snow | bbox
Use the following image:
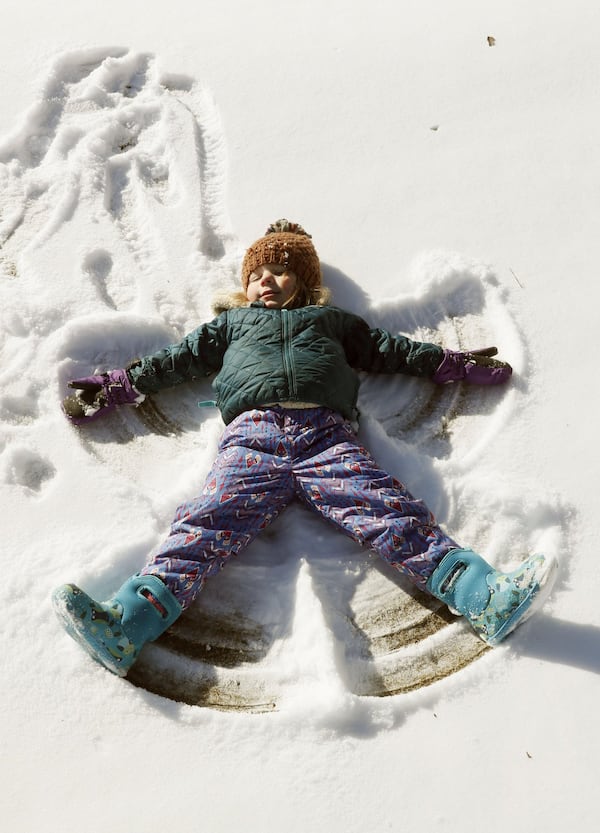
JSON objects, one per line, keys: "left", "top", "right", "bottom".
{"left": 0, "top": 2, "right": 598, "bottom": 831}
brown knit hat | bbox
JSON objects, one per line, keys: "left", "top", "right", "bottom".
{"left": 241, "top": 219, "right": 321, "bottom": 290}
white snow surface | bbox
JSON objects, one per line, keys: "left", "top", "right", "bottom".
{"left": 1, "top": 2, "right": 598, "bottom": 831}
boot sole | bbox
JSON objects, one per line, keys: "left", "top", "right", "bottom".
{"left": 52, "top": 586, "right": 130, "bottom": 677}
{"left": 485, "top": 555, "right": 559, "bottom": 647}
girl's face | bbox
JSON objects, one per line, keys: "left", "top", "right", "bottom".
{"left": 245, "top": 263, "right": 298, "bottom": 308}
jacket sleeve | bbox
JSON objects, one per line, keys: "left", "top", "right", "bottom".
{"left": 127, "top": 314, "right": 229, "bottom": 394}
{"left": 341, "top": 313, "right": 444, "bottom": 378}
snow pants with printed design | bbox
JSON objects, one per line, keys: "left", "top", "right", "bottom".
{"left": 141, "top": 407, "right": 459, "bottom": 609}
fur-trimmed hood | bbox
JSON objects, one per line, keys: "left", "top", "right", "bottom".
{"left": 211, "top": 286, "right": 332, "bottom": 316}
{"left": 211, "top": 290, "right": 251, "bottom": 315}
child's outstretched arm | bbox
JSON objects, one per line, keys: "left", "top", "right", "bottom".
{"left": 342, "top": 315, "right": 512, "bottom": 386}
{"left": 62, "top": 315, "right": 229, "bottom": 425}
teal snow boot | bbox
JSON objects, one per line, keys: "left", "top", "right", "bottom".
{"left": 427, "top": 549, "right": 558, "bottom": 646}
{"left": 52, "top": 574, "right": 182, "bottom": 676}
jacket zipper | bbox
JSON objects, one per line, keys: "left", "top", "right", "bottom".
{"left": 281, "top": 309, "right": 297, "bottom": 398}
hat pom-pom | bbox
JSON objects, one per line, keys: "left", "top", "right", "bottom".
{"left": 265, "top": 219, "right": 312, "bottom": 238}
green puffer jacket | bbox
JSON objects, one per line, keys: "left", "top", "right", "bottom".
{"left": 128, "top": 303, "right": 444, "bottom": 425}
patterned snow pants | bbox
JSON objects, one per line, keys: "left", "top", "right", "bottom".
{"left": 141, "top": 407, "right": 459, "bottom": 609}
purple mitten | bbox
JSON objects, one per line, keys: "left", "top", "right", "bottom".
{"left": 62, "top": 368, "right": 145, "bottom": 424}
{"left": 433, "top": 347, "right": 512, "bottom": 385}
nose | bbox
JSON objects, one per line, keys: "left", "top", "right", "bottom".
{"left": 260, "top": 269, "right": 275, "bottom": 283}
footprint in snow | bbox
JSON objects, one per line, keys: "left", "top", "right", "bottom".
{"left": 0, "top": 46, "right": 231, "bottom": 328}
{"left": 1, "top": 445, "right": 56, "bottom": 493}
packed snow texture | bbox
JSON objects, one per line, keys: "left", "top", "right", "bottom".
{"left": 0, "top": 4, "right": 596, "bottom": 831}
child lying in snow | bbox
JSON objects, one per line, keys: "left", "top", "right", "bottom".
{"left": 53, "top": 220, "right": 557, "bottom": 677}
